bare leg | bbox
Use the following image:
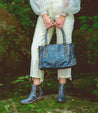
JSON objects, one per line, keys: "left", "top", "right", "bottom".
{"left": 33, "top": 78, "right": 41, "bottom": 85}
{"left": 59, "top": 78, "right": 67, "bottom": 84}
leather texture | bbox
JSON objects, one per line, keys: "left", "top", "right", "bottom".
{"left": 56, "top": 84, "right": 66, "bottom": 103}
{"left": 20, "top": 85, "right": 44, "bottom": 104}
{"left": 39, "top": 28, "right": 77, "bottom": 70}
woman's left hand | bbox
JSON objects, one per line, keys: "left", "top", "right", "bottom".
{"left": 54, "top": 15, "right": 66, "bottom": 29}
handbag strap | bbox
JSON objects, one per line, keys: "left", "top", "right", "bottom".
{"left": 45, "top": 28, "right": 66, "bottom": 46}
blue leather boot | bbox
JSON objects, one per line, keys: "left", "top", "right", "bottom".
{"left": 20, "top": 84, "right": 44, "bottom": 104}
{"left": 56, "top": 84, "right": 66, "bottom": 103}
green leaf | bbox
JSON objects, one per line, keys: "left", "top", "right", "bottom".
{"left": 93, "top": 37, "right": 98, "bottom": 42}
{"left": 0, "top": 46, "right": 5, "bottom": 52}
{"left": 92, "top": 15, "right": 98, "bottom": 19}
{"left": 18, "top": 76, "right": 25, "bottom": 80}
{"left": 93, "top": 22, "right": 98, "bottom": 29}
{"left": 41, "top": 82, "right": 45, "bottom": 85}
{"left": 88, "top": 54, "right": 92, "bottom": 57}
{"left": 88, "top": 16, "right": 93, "bottom": 20}
{"left": 12, "top": 79, "right": 24, "bottom": 84}
{"left": 80, "top": 24, "right": 88, "bottom": 30}
{"left": 24, "top": 75, "right": 29, "bottom": 79}
{"left": 9, "top": 25, "right": 13, "bottom": 29}
{"left": 47, "top": 83, "right": 51, "bottom": 86}
{"left": 0, "top": 84, "right": 3, "bottom": 86}
{"left": 25, "top": 84, "right": 30, "bottom": 88}
{"left": 81, "top": 19, "right": 87, "bottom": 23}
{"left": 88, "top": 60, "right": 91, "bottom": 64}
{"left": 88, "top": 28, "right": 93, "bottom": 33}
{"left": 11, "top": 29, "right": 15, "bottom": 32}
{"left": 92, "top": 90, "right": 98, "bottom": 95}
{"left": 78, "top": 16, "right": 87, "bottom": 20}
{"left": 10, "top": 50, "right": 16, "bottom": 55}
{"left": 95, "top": 50, "right": 98, "bottom": 56}
{"left": 16, "top": 59, "right": 21, "bottom": 62}
{"left": 0, "top": 3, "right": 4, "bottom": 8}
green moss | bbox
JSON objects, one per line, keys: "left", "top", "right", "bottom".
{"left": 0, "top": 94, "right": 97, "bottom": 113}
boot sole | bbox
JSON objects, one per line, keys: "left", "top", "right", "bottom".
{"left": 20, "top": 96, "right": 45, "bottom": 105}
{"left": 56, "top": 100, "right": 66, "bottom": 103}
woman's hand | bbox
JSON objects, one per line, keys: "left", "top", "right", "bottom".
{"left": 54, "top": 15, "right": 66, "bottom": 29}
{"left": 42, "top": 14, "right": 54, "bottom": 29}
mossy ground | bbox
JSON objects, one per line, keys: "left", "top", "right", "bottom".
{"left": 0, "top": 94, "right": 98, "bottom": 113}
{"left": 0, "top": 74, "right": 98, "bottom": 113}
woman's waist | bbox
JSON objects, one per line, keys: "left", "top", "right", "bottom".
{"left": 46, "top": 0, "right": 64, "bottom": 6}
{"left": 45, "top": 0, "right": 74, "bottom": 18}
{"left": 46, "top": 0, "right": 64, "bottom": 3}
{"left": 46, "top": 0, "right": 64, "bottom": 15}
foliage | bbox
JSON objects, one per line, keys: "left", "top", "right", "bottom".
{"left": 78, "top": 15, "right": 98, "bottom": 65}
{"left": 0, "top": 84, "right": 3, "bottom": 86}
{"left": 0, "top": 21, "right": 29, "bottom": 67}
{"left": 92, "top": 90, "right": 98, "bottom": 96}
{"left": 12, "top": 75, "right": 29, "bottom": 84}
{"left": 0, "top": 0, "right": 37, "bottom": 37}
{"left": 0, "top": 25, "right": 20, "bottom": 52}
{"left": 0, "top": 8, "right": 31, "bottom": 76}
{"left": 72, "top": 77, "right": 97, "bottom": 91}
{"left": 0, "top": 0, "right": 35, "bottom": 75}
{"left": 78, "top": 15, "right": 98, "bottom": 32}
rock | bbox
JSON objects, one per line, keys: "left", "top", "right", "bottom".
{"left": 0, "top": 8, "right": 30, "bottom": 76}
{"left": 0, "top": 8, "right": 21, "bottom": 34}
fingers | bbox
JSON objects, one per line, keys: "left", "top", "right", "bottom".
{"left": 46, "top": 23, "right": 53, "bottom": 29}
{"left": 54, "top": 15, "right": 66, "bottom": 29}
{"left": 54, "top": 22, "right": 62, "bottom": 29}
{"left": 47, "top": 20, "right": 55, "bottom": 29}
{"left": 51, "top": 20, "right": 55, "bottom": 25}
{"left": 42, "top": 15, "right": 54, "bottom": 29}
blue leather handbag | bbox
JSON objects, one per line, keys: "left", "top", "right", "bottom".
{"left": 39, "top": 28, "right": 77, "bottom": 70}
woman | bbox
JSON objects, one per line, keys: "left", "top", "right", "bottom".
{"left": 20, "top": 0, "right": 81, "bottom": 104}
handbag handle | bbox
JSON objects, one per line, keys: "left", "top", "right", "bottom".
{"left": 45, "top": 28, "right": 66, "bottom": 46}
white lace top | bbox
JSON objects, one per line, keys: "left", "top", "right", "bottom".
{"left": 30, "top": 0, "right": 81, "bottom": 16}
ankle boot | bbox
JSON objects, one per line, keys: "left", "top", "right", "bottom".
{"left": 20, "top": 84, "right": 44, "bottom": 104}
{"left": 56, "top": 84, "right": 66, "bottom": 103}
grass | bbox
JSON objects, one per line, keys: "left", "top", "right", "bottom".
{"left": 0, "top": 94, "right": 97, "bottom": 113}
{"left": 0, "top": 72, "right": 98, "bottom": 113}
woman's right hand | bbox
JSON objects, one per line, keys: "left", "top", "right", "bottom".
{"left": 42, "top": 14, "right": 54, "bottom": 29}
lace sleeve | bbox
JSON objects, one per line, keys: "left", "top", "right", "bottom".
{"left": 61, "top": 0, "right": 81, "bottom": 16}
{"left": 30, "top": 0, "right": 47, "bottom": 15}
